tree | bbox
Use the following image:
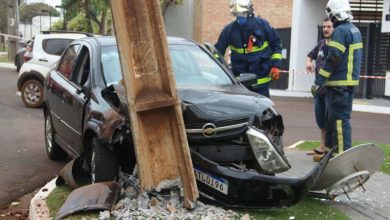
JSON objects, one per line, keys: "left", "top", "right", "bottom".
{"left": 19, "top": 3, "right": 60, "bottom": 24}
{"left": 160, "top": 0, "right": 183, "bottom": 16}
{"left": 62, "top": 0, "right": 109, "bottom": 35}
{"left": 67, "top": 12, "right": 91, "bottom": 32}
{"left": 0, "top": 0, "right": 8, "bottom": 34}
{"left": 59, "top": 0, "right": 182, "bottom": 35}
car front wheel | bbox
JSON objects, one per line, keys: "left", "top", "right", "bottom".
{"left": 21, "top": 79, "right": 44, "bottom": 108}
{"left": 90, "top": 137, "right": 119, "bottom": 183}
{"left": 45, "top": 112, "right": 67, "bottom": 160}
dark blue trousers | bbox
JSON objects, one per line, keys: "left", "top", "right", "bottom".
{"left": 253, "top": 83, "right": 270, "bottom": 98}
{"left": 324, "top": 87, "right": 354, "bottom": 153}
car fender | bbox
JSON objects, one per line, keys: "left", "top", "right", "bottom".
{"left": 16, "top": 70, "right": 46, "bottom": 91}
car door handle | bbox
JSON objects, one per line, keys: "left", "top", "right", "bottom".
{"left": 39, "top": 58, "right": 48, "bottom": 62}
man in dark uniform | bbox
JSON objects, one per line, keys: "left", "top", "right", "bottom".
{"left": 215, "top": 0, "right": 282, "bottom": 98}
{"left": 315, "top": 0, "right": 363, "bottom": 158}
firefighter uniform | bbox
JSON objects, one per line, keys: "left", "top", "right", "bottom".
{"left": 316, "top": 22, "right": 363, "bottom": 153}
{"left": 215, "top": 17, "right": 282, "bottom": 98}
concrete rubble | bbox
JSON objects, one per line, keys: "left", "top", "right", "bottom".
{"left": 97, "top": 169, "right": 242, "bottom": 220}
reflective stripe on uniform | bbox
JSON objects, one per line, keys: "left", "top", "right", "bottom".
{"left": 230, "top": 41, "right": 269, "bottom": 54}
{"left": 337, "top": 120, "right": 344, "bottom": 153}
{"left": 329, "top": 40, "right": 346, "bottom": 53}
{"left": 257, "top": 76, "right": 272, "bottom": 85}
{"left": 271, "top": 53, "right": 282, "bottom": 60}
{"left": 325, "top": 80, "right": 359, "bottom": 86}
{"left": 347, "top": 43, "right": 363, "bottom": 82}
{"left": 319, "top": 68, "right": 331, "bottom": 78}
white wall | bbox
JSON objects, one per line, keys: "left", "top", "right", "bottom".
{"left": 382, "top": 0, "right": 390, "bottom": 32}
{"left": 289, "top": 0, "right": 327, "bottom": 91}
{"left": 19, "top": 16, "right": 60, "bottom": 40}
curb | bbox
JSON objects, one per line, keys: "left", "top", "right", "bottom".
{"left": 29, "top": 178, "right": 57, "bottom": 220}
{"left": 285, "top": 140, "right": 305, "bottom": 149}
{"left": 0, "top": 62, "right": 15, "bottom": 69}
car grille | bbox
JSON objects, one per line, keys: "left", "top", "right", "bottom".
{"left": 185, "top": 117, "right": 249, "bottom": 140}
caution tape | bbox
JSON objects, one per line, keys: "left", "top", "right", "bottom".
{"left": 279, "top": 69, "right": 390, "bottom": 80}
{"left": 0, "top": 33, "right": 26, "bottom": 40}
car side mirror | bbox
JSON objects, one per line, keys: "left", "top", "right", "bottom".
{"left": 204, "top": 42, "right": 230, "bottom": 69}
{"left": 239, "top": 73, "right": 257, "bottom": 89}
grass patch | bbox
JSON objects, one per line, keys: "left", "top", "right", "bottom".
{"left": 0, "top": 45, "right": 8, "bottom": 52}
{"left": 242, "top": 198, "right": 349, "bottom": 220}
{"left": 296, "top": 141, "right": 390, "bottom": 174}
{"left": 0, "top": 56, "right": 12, "bottom": 63}
{"left": 46, "top": 186, "right": 99, "bottom": 219}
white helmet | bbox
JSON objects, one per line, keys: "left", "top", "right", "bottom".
{"left": 326, "top": 0, "right": 353, "bottom": 21}
{"left": 230, "top": 0, "right": 253, "bottom": 16}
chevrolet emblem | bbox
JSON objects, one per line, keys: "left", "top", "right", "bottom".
{"left": 202, "top": 123, "right": 217, "bottom": 137}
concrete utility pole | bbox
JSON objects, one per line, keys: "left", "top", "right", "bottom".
{"left": 110, "top": 0, "right": 198, "bottom": 209}
{"left": 7, "top": 0, "right": 18, "bottom": 62}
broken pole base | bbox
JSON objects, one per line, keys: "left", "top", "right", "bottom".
{"left": 109, "top": 0, "right": 198, "bottom": 208}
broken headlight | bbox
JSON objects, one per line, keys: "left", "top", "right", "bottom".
{"left": 246, "top": 126, "right": 290, "bottom": 173}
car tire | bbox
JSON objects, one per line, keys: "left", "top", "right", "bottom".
{"left": 21, "top": 79, "right": 44, "bottom": 108}
{"left": 90, "top": 137, "right": 119, "bottom": 183}
{"left": 45, "top": 112, "right": 67, "bottom": 160}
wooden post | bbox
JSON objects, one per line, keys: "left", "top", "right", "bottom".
{"left": 109, "top": 0, "right": 198, "bottom": 208}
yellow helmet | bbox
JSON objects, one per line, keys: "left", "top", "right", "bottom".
{"left": 230, "top": 0, "right": 253, "bottom": 16}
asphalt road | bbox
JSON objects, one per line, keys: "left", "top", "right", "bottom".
{"left": 0, "top": 65, "right": 389, "bottom": 207}
{"left": 273, "top": 96, "right": 390, "bottom": 146}
{"left": 0, "top": 67, "right": 66, "bottom": 207}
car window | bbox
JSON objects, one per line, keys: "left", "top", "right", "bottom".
{"left": 169, "top": 45, "right": 233, "bottom": 85}
{"left": 100, "top": 44, "right": 233, "bottom": 87}
{"left": 73, "top": 46, "right": 90, "bottom": 86}
{"left": 101, "top": 46, "right": 122, "bottom": 85}
{"left": 42, "top": 39, "right": 74, "bottom": 56}
{"left": 58, "top": 45, "right": 80, "bottom": 80}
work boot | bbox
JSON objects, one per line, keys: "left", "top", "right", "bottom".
{"left": 313, "top": 153, "right": 324, "bottom": 162}
{"left": 313, "top": 151, "right": 338, "bottom": 162}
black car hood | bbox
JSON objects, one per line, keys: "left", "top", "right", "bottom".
{"left": 178, "top": 84, "right": 273, "bottom": 123}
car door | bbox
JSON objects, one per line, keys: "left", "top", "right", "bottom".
{"left": 47, "top": 44, "right": 81, "bottom": 154}
{"left": 58, "top": 45, "right": 92, "bottom": 153}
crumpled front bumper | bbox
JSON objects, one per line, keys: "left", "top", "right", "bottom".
{"left": 191, "top": 149, "right": 333, "bottom": 208}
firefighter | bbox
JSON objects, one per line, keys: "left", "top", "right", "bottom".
{"left": 215, "top": 0, "right": 282, "bottom": 98}
{"left": 314, "top": 0, "right": 363, "bottom": 158}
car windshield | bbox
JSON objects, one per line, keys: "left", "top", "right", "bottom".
{"left": 100, "top": 44, "right": 233, "bottom": 86}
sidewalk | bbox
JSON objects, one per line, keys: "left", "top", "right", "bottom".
{"left": 281, "top": 149, "right": 390, "bottom": 220}
{"left": 271, "top": 89, "right": 390, "bottom": 115}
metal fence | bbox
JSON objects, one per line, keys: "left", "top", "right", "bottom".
{"left": 356, "top": 23, "right": 390, "bottom": 98}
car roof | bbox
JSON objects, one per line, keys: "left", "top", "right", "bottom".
{"left": 80, "top": 36, "right": 197, "bottom": 47}
{"left": 34, "top": 33, "right": 89, "bottom": 40}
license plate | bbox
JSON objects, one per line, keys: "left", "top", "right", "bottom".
{"left": 194, "top": 167, "right": 228, "bottom": 195}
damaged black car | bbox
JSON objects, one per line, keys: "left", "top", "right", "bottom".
{"left": 43, "top": 36, "right": 330, "bottom": 208}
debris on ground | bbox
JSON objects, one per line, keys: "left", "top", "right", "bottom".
{"left": 97, "top": 171, "right": 241, "bottom": 220}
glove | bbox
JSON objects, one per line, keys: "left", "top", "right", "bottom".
{"left": 269, "top": 67, "right": 280, "bottom": 81}
{"left": 311, "top": 85, "right": 327, "bottom": 97}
